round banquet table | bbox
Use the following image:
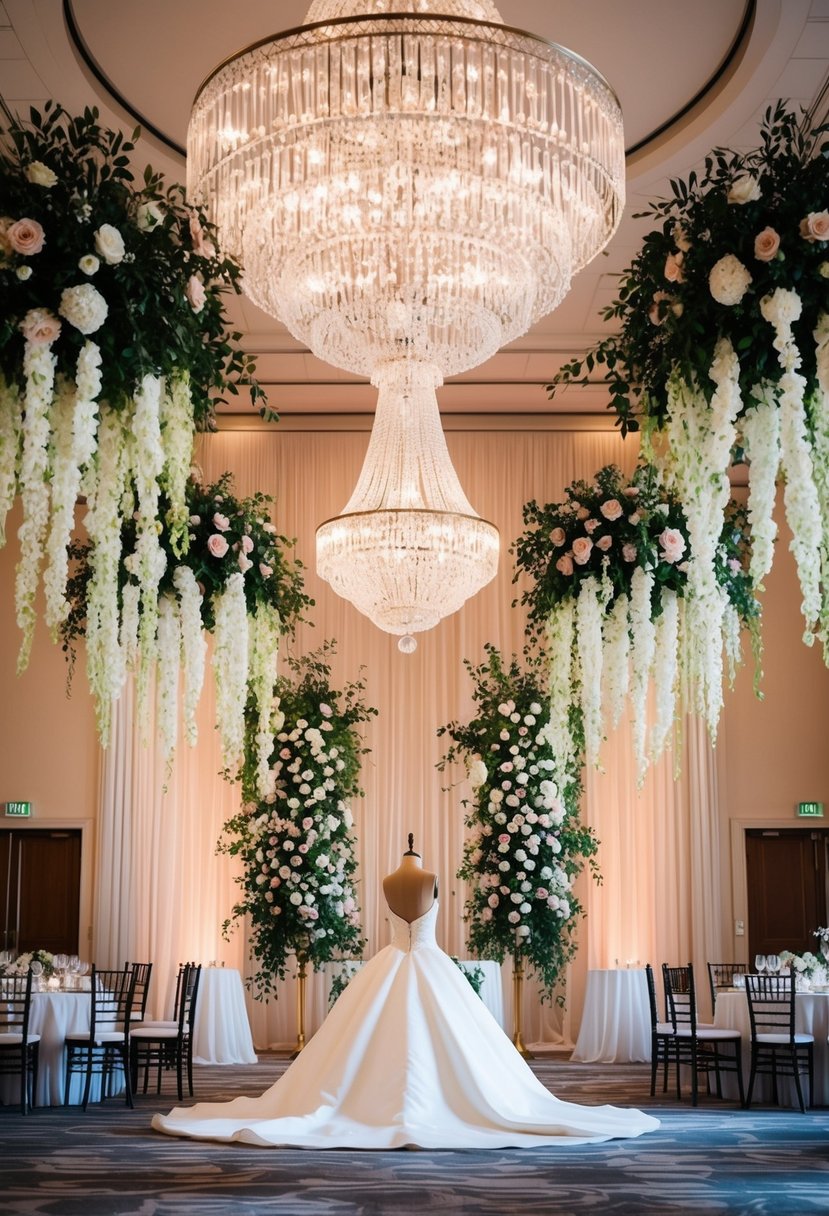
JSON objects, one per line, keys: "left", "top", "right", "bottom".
{"left": 571, "top": 968, "right": 651, "bottom": 1063}
{"left": 715, "top": 988, "right": 829, "bottom": 1107}
{"left": 0, "top": 988, "right": 114, "bottom": 1107}
{"left": 192, "top": 967, "right": 257, "bottom": 1065}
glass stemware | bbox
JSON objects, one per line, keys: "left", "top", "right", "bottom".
{"left": 766, "top": 954, "right": 781, "bottom": 975}
{"left": 754, "top": 954, "right": 767, "bottom": 975}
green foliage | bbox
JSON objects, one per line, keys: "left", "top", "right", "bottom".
{"left": 220, "top": 644, "right": 377, "bottom": 995}
{"left": 438, "top": 645, "right": 598, "bottom": 1000}
{"left": 548, "top": 104, "right": 829, "bottom": 435}
{"left": 0, "top": 101, "right": 265, "bottom": 421}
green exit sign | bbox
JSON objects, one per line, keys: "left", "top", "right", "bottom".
{"left": 797, "top": 801, "right": 824, "bottom": 818}
{"left": 4, "top": 800, "right": 31, "bottom": 818}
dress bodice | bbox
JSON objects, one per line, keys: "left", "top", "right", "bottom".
{"left": 388, "top": 900, "right": 439, "bottom": 951}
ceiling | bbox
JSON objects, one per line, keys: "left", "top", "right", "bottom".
{"left": 2, "top": 0, "right": 828, "bottom": 421}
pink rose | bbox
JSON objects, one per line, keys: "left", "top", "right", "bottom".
{"left": 207, "top": 533, "right": 229, "bottom": 558}
{"left": 584, "top": 518, "right": 600, "bottom": 534}
{"left": 600, "top": 498, "right": 623, "bottom": 521}
{"left": 550, "top": 527, "right": 566, "bottom": 546}
{"left": 238, "top": 553, "right": 253, "bottom": 573}
{"left": 498, "top": 833, "right": 510, "bottom": 844}
{"left": 622, "top": 543, "right": 637, "bottom": 562}
{"left": 658, "top": 527, "right": 686, "bottom": 564}
{"left": 664, "top": 251, "right": 684, "bottom": 282}
{"left": 18, "top": 307, "right": 61, "bottom": 346}
{"left": 576, "top": 506, "right": 590, "bottom": 521}
{"left": 487, "top": 893, "right": 499, "bottom": 908}
{"left": 535, "top": 887, "right": 549, "bottom": 899}
{"left": 571, "top": 536, "right": 593, "bottom": 565}
{"left": 189, "top": 214, "right": 216, "bottom": 259}
{"left": 649, "top": 291, "right": 670, "bottom": 325}
{"left": 213, "top": 512, "right": 230, "bottom": 531}
{"left": 7, "top": 218, "right": 45, "bottom": 255}
{"left": 754, "top": 227, "right": 780, "bottom": 261}
{"left": 800, "top": 212, "right": 829, "bottom": 243}
{"left": 186, "top": 274, "right": 206, "bottom": 312}
{"left": 555, "top": 554, "right": 574, "bottom": 576}
{"left": 259, "top": 563, "right": 273, "bottom": 578}
{"left": 623, "top": 486, "right": 640, "bottom": 498}
{"left": 481, "top": 907, "right": 493, "bottom": 922}
{"left": 596, "top": 535, "right": 612, "bottom": 551}
{"left": 241, "top": 534, "right": 254, "bottom": 554}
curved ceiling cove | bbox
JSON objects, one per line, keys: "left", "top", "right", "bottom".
{"left": 65, "top": 0, "right": 752, "bottom": 163}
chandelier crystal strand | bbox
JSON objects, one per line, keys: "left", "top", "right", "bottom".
{"left": 189, "top": 1, "right": 623, "bottom": 638}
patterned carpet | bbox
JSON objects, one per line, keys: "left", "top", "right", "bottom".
{"left": 1, "top": 1055, "right": 828, "bottom": 1216}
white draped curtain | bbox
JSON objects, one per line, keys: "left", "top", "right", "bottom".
{"left": 94, "top": 422, "right": 724, "bottom": 1039}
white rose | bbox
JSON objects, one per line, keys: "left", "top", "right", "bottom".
{"left": 727, "top": 174, "right": 761, "bottom": 205}
{"left": 78, "top": 254, "right": 100, "bottom": 276}
{"left": 709, "top": 254, "right": 752, "bottom": 306}
{"left": 94, "top": 223, "right": 125, "bottom": 265}
{"left": 468, "top": 758, "right": 488, "bottom": 789}
{"left": 136, "top": 200, "right": 164, "bottom": 231}
{"left": 25, "top": 160, "right": 57, "bottom": 188}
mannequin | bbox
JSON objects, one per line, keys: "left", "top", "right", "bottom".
{"left": 382, "top": 834, "right": 438, "bottom": 923}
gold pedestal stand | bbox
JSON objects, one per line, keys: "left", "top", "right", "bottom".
{"left": 290, "top": 956, "right": 307, "bottom": 1059}
{"left": 512, "top": 953, "right": 534, "bottom": 1059}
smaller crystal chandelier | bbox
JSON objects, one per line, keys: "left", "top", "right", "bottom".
{"left": 316, "top": 360, "right": 499, "bottom": 649}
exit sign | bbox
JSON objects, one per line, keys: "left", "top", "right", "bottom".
{"left": 797, "top": 801, "right": 824, "bottom": 818}
{"left": 4, "top": 800, "right": 31, "bottom": 818}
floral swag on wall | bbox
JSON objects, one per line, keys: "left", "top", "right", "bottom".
{"left": 219, "top": 646, "right": 376, "bottom": 996}
{"left": 438, "top": 646, "right": 598, "bottom": 999}
{"left": 514, "top": 464, "right": 759, "bottom": 783}
{"left": 0, "top": 102, "right": 265, "bottom": 745}
{"left": 550, "top": 104, "right": 829, "bottom": 671}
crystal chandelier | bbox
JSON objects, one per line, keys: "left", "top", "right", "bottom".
{"left": 189, "top": 0, "right": 624, "bottom": 647}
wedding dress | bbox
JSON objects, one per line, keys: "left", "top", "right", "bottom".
{"left": 152, "top": 902, "right": 659, "bottom": 1149}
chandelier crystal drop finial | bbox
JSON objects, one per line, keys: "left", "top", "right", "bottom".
{"left": 189, "top": 1, "right": 623, "bottom": 636}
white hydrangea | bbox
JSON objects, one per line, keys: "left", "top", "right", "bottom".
{"left": 709, "top": 254, "right": 752, "bottom": 306}
{"left": 59, "top": 283, "right": 108, "bottom": 334}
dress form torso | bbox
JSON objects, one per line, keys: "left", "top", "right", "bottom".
{"left": 382, "top": 852, "right": 437, "bottom": 924}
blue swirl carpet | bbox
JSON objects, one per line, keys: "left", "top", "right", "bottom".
{"left": 1, "top": 1056, "right": 828, "bottom": 1215}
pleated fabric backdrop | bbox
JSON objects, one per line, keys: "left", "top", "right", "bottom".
{"left": 95, "top": 422, "right": 726, "bottom": 1043}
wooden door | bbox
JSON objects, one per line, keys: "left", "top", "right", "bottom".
{"left": 0, "top": 829, "right": 81, "bottom": 956}
{"left": 746, "top": 829, "right": 828, "bottom": 959}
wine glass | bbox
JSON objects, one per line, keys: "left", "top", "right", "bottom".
{"left": 754, "top": 954, "right": 767, "bottom": 975}
{"left": 766, "top": 954, "right": 781, "bottom": 975}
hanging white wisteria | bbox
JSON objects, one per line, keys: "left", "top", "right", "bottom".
{"left": 62, "top": 474, "right": 312, "bottom": 790}
{"left": 0, "top": 102, "right": 266, "bottom": 730}
{"left": 550, "top": 103, "right": 829, "bottom": 658}
{"left": 514, "top": 464, "right": 759, "bottom": 784}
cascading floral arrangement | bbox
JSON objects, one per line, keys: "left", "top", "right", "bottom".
{"left": 438, "top": 645, "right": 598, "bottom": 999}
{"left": 513, "top": 463, "right": 759, "bottom": 782}
{"left": 61, "top": 473, "right": 311, "bottom": 784}
{"left": 219, "top": 645, "right": 376, "bottom": 996}
{"left": 549, "top": 104, "right": 829, "bottom": 663}
{"left": 0, "top": 101, "right": 265, "bottom": 727}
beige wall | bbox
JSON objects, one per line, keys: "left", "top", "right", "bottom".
{"left": 718, "top": 506, "right": 829, "bottom": 961}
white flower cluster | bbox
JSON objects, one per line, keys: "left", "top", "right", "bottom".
{"left": 14, "top": 343, "right": 55, "bottom": 671}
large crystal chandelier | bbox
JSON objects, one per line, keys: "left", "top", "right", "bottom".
{"left": 188, "top": 0, "right": 624, "bottom": 647}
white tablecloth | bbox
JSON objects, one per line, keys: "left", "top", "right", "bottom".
{"left": 193, "top": 968, "right": 257, "bottom": 1065}
{"left": 715, "top": 990, "right": 829, "bottom": 1107}
{"left": 458, "top": 960, "right": 505, "bottom": 1030}
{"left": 571, "top": 969, "right": 651, "bottom": 1063}
{"left": 0, "top": 990, "right": 106, "bottom": 1107}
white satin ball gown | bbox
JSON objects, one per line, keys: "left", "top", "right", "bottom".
{"left": 152, "top": 902, "right": 659, "bottom": 1149}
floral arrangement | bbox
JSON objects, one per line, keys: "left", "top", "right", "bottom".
{"left": 0, "top": 101, "right": 265, "bottom": 685}
{"left": 549, "top": 104, "right": 829, "bottom": 661}
{"left": 438, "top": 645, "right": 598, "bottom": 999}
{"left": 513, "top": 463, "right": 759, "bottom": 780}
{"left": 60, "top": 472, "right": 311, "bottom": 780}
{"left": 3, "top": 949, "right": 54, "bottom": 977}
{"left": 220, "top": 645, "right": 376, "bottom": 996}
